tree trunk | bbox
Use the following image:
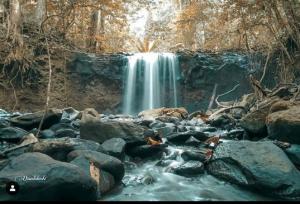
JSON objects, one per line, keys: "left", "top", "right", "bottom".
{"left": 35, "top": 0, "right": 46, "bottom": 28}
{"left": 10, "top": 0, "right": 23, "bottom": 46}
{"left": 88, "top": 8, "right": 104, "bottom": 52}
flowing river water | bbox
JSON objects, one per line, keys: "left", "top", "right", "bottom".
{"left": 102, "top": 144, "right": 275, "bottom": 201}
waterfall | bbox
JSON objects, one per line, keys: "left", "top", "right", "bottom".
{"left": 123, "top": 53, "right": 180, "bottom": 115}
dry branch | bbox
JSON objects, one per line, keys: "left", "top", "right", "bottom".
{"left": 215, "top": 84, "right": 240, "bottom": 108}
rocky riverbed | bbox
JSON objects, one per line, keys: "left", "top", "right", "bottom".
{"left": 0, "top": 102, "right": 300, "bottom": 201}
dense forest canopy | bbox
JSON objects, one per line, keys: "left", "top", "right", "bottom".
{"left": 1, "top": 0, "right": 300, "bottom": 52}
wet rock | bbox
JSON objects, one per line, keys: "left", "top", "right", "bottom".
{"left": 9, "top": 108, "right": 62, "bottom": 131}
{"left": 70, "top": 156, "right": 115, "bottom": 195}
{"left": 200, "top": 127, "right": 217, "bottom": 133}
{"left": 55, "top": 128, "right": 79, "bottom": 138}
{"left": 127, "top": 144, "right": 168, "bottom": 159}
{"left": 185, "top": 136, "right": 202, "bottom": 146}
{"left": 0, "top": 118, "right": 9, "bottom": 128}
{"left": 240, "top": 98, "right": 279, "bottom": 136}
{"left": 80, "top": 110, "right": 145, "bottom": 145}
{"left": 222, "top": 129, "right": 245, "bottom": 140}
{"left": 155, "top": 159, "right": 175, "bottom": 167}
{"left": 40, "top": 129, "right": 55, "bottom": 139}
{"left": 156, "top": 125, "right": 176, "bottom": 137}
{"left": 166, "top": 131, "right": 209, "bottom": 144}
{"left": 181, "top": 150, "right": 207, "bottom": 162}
{"left": 266, "top": 105, "right": 300, "bottom": 144}
{"left": 61, "top": 107, "right": 80, "bottom": 122}
{"left": 50, "top": 122, "right": 78, "bottom": 132}
{"left": 168, "top": 161, "right": 205, "bottom": 176}
{"left": 0, "top": 152, "right": 98, "bottom": 201}
{"left": 284, "top": 144, "right": 300, "bottom": 167}
{"left": 0, "top": 127, "right": 29, "bottom": 143}
{"left": 67, "top": 150, "right": 124, "bottom": 182}
{"left": 209, "top": 114, "right": 235, "bottom": 128}
{"left": 137, "top": 119, "right": 154, "bottom": 127}
{"left": 102, "top": 138, "right": 126, "bottom": 161}
{"left": 142, "top": 172, "right": 156, "bottom": 185}
{"left": 149, "top": 120, "right": 166, "bottom": 129}
{"left": 177, "top": 125, "right": 187, "bottom": 132}
{"left": 29, "top": 137, "right": 106, "bottom": 161}
{"left": 207, "top": 140, "right": 300, "bottom": 200}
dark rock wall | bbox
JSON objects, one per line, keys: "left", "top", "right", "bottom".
{"left": 0, "top": 51, "right": 278, "bottom": 114}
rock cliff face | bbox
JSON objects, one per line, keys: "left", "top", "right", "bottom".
{"left": 0, "top": 51, "right": 278, "bottom": 113}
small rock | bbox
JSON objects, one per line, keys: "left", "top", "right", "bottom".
{"left": 127, "top": 144, "right": 168, "bottom": 159}
{"left": 61, "top": 107, "right": 80, "bottom": 122}
{"left": 55, "top": 128, "right": 79, "bottom": 138}
{"left": 181, "top": 150, "right": 207, "bottom": 162}
{"left": 168, "top": 161, "right": 205, "bottom": 176}
{"left": 167, "top": 131, "right": 209, "bottom": 144}
{"left": 185, "top": 136, "right": 202, "bottom": 146}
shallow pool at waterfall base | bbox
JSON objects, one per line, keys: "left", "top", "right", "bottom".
{"left": 101, "top": 160, "right": 276, "bottom": 201}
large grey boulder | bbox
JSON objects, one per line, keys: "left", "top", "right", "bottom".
{"left": 80, "top": 110, "right": 145, "bottom": 145}
{"left": 207, "top": 140, "right": 300, "bottom": 200}
{"left": 29, "top": 137, "right": 106, "bottom": 161}
{"left": 70, "top": 156, "right": 115, "bottom": 195}
{"left": 266, "top": 105, "right": 300, "bottom": 144}
{"left": 9, "top": 108, "right": 62, "bottom": 131}
{"left": 0, "top": 152, "right": 98, "bottom": 201}
{"left": 67, "top": 150, "right": 124, "bottom": 182}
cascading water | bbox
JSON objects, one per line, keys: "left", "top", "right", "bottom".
{"left": 123, "top": 53, "right": 180, "bottom": 115}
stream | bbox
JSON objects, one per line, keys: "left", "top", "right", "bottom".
{"left": 101, "top": 126, "right": 276, "bottom": 201}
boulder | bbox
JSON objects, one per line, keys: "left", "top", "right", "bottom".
{"left": 102, "top": 138, "right": 126, "bottom": 161}
{"left": 67, "top": 150, "right": 124, "bottom": 182}
{"left": 167, "top": 161, "right": 205, "bottom": 176}
{"left": 266, "top": 105, "right": 300, "bottom": 144}
{"left": 207, "top": 140, "right": 300, "bottom": 200}
{"left": 70, "top": 156, "right": 115, "bottom": 195}
{"left": 29, "top": 137, "right": 106, "bottom": 161}
{"left": 181, "top": 150, "right": 207, "bottom": 162}
{"left": 0, "top": 127, "right": 29, "bottom": 143}
{"left": 0, "top": 118, "right": 9, "bottom": 128}
{"left": 209, "top": 114, "right": 235, "bottom": 129}
{"left": 55, "top": 128, "right": 79, "bottom": 138}
{"left": 9, "top": 108, "right": 62, "bottom": 131}
{"left": 284, "top": 144, "right": 300, "bottom": 167}
{"left": 240, "top": 98, "right": 279, "bottom": 136}
{"left": 138, "top": 107, "right": 188, "bottom": 120}
{"left": 80, "top": 112, "right": 145, "bottom": 145}
{"left": 40, "top": 129, "right": 55, "bottom": 139}
{"left": 0, "top": 152, "right": 98, "bottom": 201}
{"left": 127, "top": 144, "right": 167, "bottom": 158}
